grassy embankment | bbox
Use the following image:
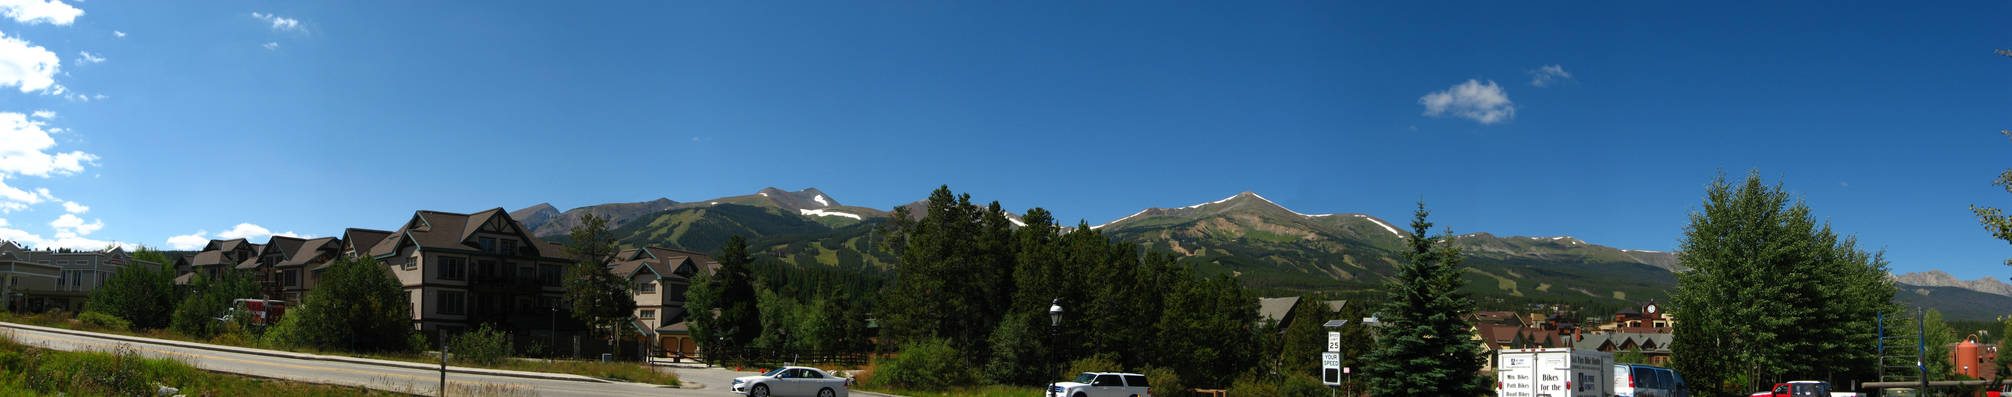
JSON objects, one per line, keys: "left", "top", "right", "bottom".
{"left": 0, "top": 310, "right": 677, "bottom": 386}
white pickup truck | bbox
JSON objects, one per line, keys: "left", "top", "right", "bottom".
{"left": 1047, "top": 372, "right": 1152, "bottom": 397}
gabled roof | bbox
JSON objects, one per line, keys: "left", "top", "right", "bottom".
{"left": 1573, "top": 333, "right": 1673, "bottom": 352}
{"left": 189, "top": 250, "right": 229, "bottom": 267}
{"left": 278, "top": 237, "right": 340, "bottom": 268}
{"left": 1258, "top": 296, "right": 1300, "bottom": 324}
{"left": 610, "top": 246, "right": 715, "bottom": 279}
{"left": 208, "top": 238, "right": 251, "bottom": 253}
{"left": 368, "top": 208, "right": 562, "bottom": 260}
{"left": 342, "top": 228, "right": 393, "bottom": 254}
{"left": 234, "top": 256, "right": 261, "bottom": 270}
{"left": 266, "top": 236, "right": 308, "bottom": 261}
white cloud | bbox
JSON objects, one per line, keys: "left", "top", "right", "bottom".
{"left": 261, "top": 42, "right": 278, "bottom": 50}
{"left": 1529, "top": 64, "right": 1572, "bottom": 87}
{"left": 73, "top": 50, "right": 101, "bottom": 65}
{"left": 1419, "top": 79, "right": 1515, "bottom": 125}
{"left": 215, "top": 222, "right": 301, "bottom": 240}
{"left": 164, "top": 223, "right": 305, "bottom": 250}
{"left": 0, "top": 0, "right": 82, "bottom": 26}
{"left": 0, "top": 215, "right": 127, "bottom": 251}
{"left": 0, "top": 176, "right": 41, "bottom": 212}
{"left": 0, "top": 112, "right": 97, "bottom": 177}
{"left": 111, "top": 30, "right": 123, "bottom": 38}
{"left": 250, "top": 12, "right": 301, "bottom": 32}
{"left": 29, "top": 110, "right": 50, "bottom": 119}
{"left": 165, "top": 230, "right": 208, "bottom": 250}
{"left": 60, "top": 200, "right": 83, "bottom": 213}
{"left": 0, "top": 31, "right": 61, "bottom": 93}
{"left": 49, "top": 213, "right": 98, "bottom": 235}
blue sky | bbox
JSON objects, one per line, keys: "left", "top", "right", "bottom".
{"left": 0, "top": 1, "right": 2006, "bottom": 280}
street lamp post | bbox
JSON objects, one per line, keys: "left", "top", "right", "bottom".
{"left": 549, "top": 305, "right": 558, "bottom": 360}
{"left": 1048, "top": 299, "right": 1063, "bottom": 397}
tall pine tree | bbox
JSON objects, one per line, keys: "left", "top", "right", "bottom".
{"left": 713, "top": 235, "right": 761, "bottom": 357}
{"left": 1363, "top": 202, "right": 1488, "bottom": 396}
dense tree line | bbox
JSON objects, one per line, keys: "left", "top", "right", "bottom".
{"left": 1669, "top": 171, "right": 1896, "bottom": 396}
{"left": 874, "top": 186, "right": 1262, "bottom": 388}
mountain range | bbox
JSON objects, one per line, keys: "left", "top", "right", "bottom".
{"left": 512, "top": 187, "right": 2012, "bottom": 320}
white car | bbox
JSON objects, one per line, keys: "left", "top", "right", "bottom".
{"left": 731, "top": 366, "right": 850, "bottom": 397}
{"left": 1047, "top": 372, "right": 1152, "bottom": 397}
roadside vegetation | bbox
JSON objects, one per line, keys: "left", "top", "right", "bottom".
{"left": 0, "top": 249, "right": 679, "bottom": 387}
{"left": 0, "top": 329, "right": 398, "bottom": 396}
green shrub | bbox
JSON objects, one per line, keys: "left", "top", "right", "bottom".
{"left": 448, "top": 324, "right": 513, "bottom": 366}
{"left": 77, "top": 311, "right": 130, "bottom": 332}
{"left": 1144, "top": 367, "right": 1186, "bottom": 396}
{"left": 1277, "top": 375, "right": 1326, "bottom": 397}
{"left": 869, "top": 338, "right": 973, "bottom": 390}
{"left": 1226, "top": 371, "right": 1275, "bottom": 397}
{"left": 1059, "top": 354, "right": 1122, "bottom": 380}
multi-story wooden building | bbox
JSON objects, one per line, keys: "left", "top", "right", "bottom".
{"left": 0, "top": 242, "right": 158, "bottom": 312}
{"left": 366, "top": 208, "right": 574, "bottom": 334}
{"left": 611, "top": 246, "right": 718, "bottom": 358}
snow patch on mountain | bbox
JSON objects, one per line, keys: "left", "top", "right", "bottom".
{"left": 1004, "top": 210, "right": 1027, "bottom": 227}
{"left": 1093, "top": 209, "right": 1153, "bottom": 230}
{"left": 799, "top": 208, "right": 861, "bottom": 220}
{"left": 759, "top": 192, "right": 769, "bottom": 197}
{"left": 1182, "top": 194, "right": 1242, "bottom": 209}
{"left": 813, "top": 194, "right": 830, "bottom": 207}
{"left": 1356, "top": 214, "right": 1403, "bottom": 237}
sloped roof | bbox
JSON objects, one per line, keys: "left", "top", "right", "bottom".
{"left": 277, "top": 237, "right": 339, "bottom": 268}
{"left": 342, "top": 228, "right": 393, "bottom": 254}
{"left": 172, "top": 272, "right": 195, "bottom": 285}
{"left": 234, "top": 256, "right": 261, "bottom": 270}
{"left": 266, "top": 235, "right": 308, "bottom": 261}
{"left": 1574, "top": 333, "right": 1673, "bottom": 352}
{"left": 1258, "top": 296, "right": 1300, "bottom": 324}
{"left": 368, "top": 208, "right": 563, "bottom": 261}
{"left": 189, "top": 250, "right": 228, "bottom": 267}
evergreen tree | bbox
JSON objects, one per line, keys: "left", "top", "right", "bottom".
{"left": 86, "top": 250, "right": 179, "bottom": 329}
{"left": 712, "top": 235, "right": 762, "bottom": 356}
{"left": 1363, "top": 202, "right": 1488, "bottom": 396}
{"left": 1668, "top": 171, "right": 1894, "bottom": 395}
{"left": 267, "top": 256, "right": 416, "bottom": 352}
{"left": 1277, "top": 294, "right": 1335, "bottom": 378}
{"left": 561, "top": 214, "right": 636, "bottom": 356}
{"left": 169, "top": 269, "right": 259, "bottom": 339}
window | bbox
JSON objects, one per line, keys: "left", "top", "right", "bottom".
{"left": 501, "top": 239, "right": 517, "bottom": 255}
{"left": 404, "top": 255, "right": 419, "bottom": 271}
{"left": 479, "top": 237, "right": 497, "bottom": 253}
{"left": 640, "top": 309, "right": 655, "bottom": 319}
{"left": 478, "top": 260, "right": 498, "bottom": 280}
{"left": 283, "top": 270, "right": 299, "bottom": 287}
{"left": 638, "top": 281, "right": 656, "bottom": 293}
{"left": 438, "top": 291, "right": 466, "bottom": 315}
{"left": 1093, "top": 375, "right": 1124, "bottom": 387}
{"left": 1125, "top": 375, "right": 1148, "bottom": 387}
{"left": 539, "top": 264, "right": 561, "bottom": 287}
{"left": 439, "top": 257, "right": 466, "bottom": 280}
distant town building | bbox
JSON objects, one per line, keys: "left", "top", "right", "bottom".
{"left": 0, "top": 242, "right": 158, "bottom": 312}
{"left": 1598, "top": 300, "right": 1674, "bottom": 334}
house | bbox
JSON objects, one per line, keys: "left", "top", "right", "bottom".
{"left": 1598, "top": 300, "right": 1674, "bottom": 334}
{"left": 609, "top": 246, "right": 719, "bottom": 358}
{"left": 368, "top": 208, "right": 574, "bottom": 334}
{"left": 0, "top": 242, "right": 157, "bottom": 312}
{"left": 184, "top": 238, "right": 260, "bottom": 284}
{"left": 274, "top": 237, "right": 343, "bottom": 303}
{"left": 1574, "top": 332, "right": 1673, "bottom": 365}
{"left": 1257, "top": 297, "right": 1350, "bottom": 333}
{"left": 241, "top": 236, "right": 308, "bottom": 300}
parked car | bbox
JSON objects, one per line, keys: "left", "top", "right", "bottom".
{"left": 1755, "top": 381, "right": 1862, "bottom": 397}
{"left": 1615, "top": 364, "right": 1688, "bottom": 397}
{"left": 731, "top": 366, "right": 850, "bottom": 397}
{"left": 1047, "top": 372, "right": 1152, "bottom": 397}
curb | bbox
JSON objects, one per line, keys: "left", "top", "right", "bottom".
{"left": 0, "top": 321, "right": 611, "bottom": 384}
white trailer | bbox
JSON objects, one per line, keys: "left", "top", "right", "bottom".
{"left": 1497, "top": 348, "right": 1615, "bottom": 397}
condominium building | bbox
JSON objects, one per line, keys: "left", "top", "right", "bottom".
{"left": 0, "top": 241, "right": 159, "bottom": 312}
{"left": 367, "top": 208, "right": 573, "bottom": 333}
{"left": 611, "top": 246, "right": 718, "bottom": 358}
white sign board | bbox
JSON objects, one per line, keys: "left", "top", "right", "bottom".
{"left": 1327, "top": 331, "right": 1340, "bottom": 352}
{"left": 1321, "top": 352, "right": 1342, "bottom": 386}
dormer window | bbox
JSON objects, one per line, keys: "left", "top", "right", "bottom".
{"left": 501, "top": 239, "right": 517, "bottom": 255}
{"left": 479, "top": 237, "right": 498, "bottom": 253}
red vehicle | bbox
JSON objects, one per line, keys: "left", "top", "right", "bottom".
{"left": 1751, "top": 381, "right": 1862, "bottom": 397}
{"left": 225, "top": 299, "right": 287, "bottom": 325}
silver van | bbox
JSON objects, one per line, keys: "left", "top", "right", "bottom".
{"left": 1614, "top": 364, "right": 1688, "bottom": 397}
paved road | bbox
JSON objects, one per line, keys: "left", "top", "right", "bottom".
{"left": 0, "top": 323, "right": 785, "bottom": 396}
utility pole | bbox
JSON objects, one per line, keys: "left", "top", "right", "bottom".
{"left": 439, "top": 328, "right": 449, "bottom": 397}
{"left": 1918, "top": 309, "right": 1928, "bottom": 394}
